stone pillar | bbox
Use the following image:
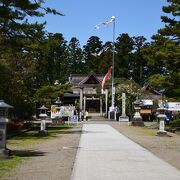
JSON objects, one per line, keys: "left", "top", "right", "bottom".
{"left": 122, "top": 93, "right": 126, "bottom": 116}
{"left": 100, "top": 96, "right": 102, "bottom": 115}
{"left": 83, "top": 96, "right": 86, "bottom": 112}
{"left": 119, "top": 93, "right": 129, "bottom": 123}
{"left": 80, "top": 88, "right": 83, "bottom": 110}
{"left": 105, "top": 89, "right": 108, "bottom": 118}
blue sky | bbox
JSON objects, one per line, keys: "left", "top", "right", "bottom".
{"left": 39, "top": 0, "right": 167, "bottom": 46}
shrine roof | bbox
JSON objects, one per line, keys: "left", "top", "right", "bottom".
{"left": 69, "top": 73, "right": 104, "bottom": 85}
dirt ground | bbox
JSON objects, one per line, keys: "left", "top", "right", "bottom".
{"left": 110, "top": 122, "right": 180, "bottom": 171}
{"left": 6, "top": 126, "right": 82, "bottom": 180}
{"left": 4, "top": 120, "right": 180, "bottom": 180}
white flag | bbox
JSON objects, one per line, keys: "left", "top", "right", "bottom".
{"left": 91, "top": 46, "right": 110, "bottom": 57}
{"left": 95, "top": 16, "right": 115, "bottom": 29}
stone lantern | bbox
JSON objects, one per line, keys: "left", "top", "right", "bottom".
{"left": 38, "top": 105, "right": 48, "bottom": 136}
{"left": 0, "top": 100, "right": 13, "bottom": 157}
{"left": 156, "top": 106, "right": 167, "bottom": 136}
{"left": 131, "top": 97, "right": 144, "bottom": 126}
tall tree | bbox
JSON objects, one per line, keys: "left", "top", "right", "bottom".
{"left": 52, "top": 33, "right": 68, "bottom": 83}
{"left": 115, "top": 33, "right": 134, "bottom": 79}
{"left": 145, "top": 0, "right": 180, "bottom": 99}
{"left": 83, "top": 36, "right": 103, "bottom": 73}
{"left": 98, "top": 41, "right": 113, "bottom": 73}
{"left": 132, "top": 36, "right": 149, "bottom": 85}
{"left": 0, "top": 0, "right": 63, "bottom": 116}
{"left": 34, "top": 33, "right": 68, "bottom": 86}
{"left": 67, "top": 37, "right": 84, "bottom": 74}
{"left": 158, "top": 0, "right": 180, "bottom": 41}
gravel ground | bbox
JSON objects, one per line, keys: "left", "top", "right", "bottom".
{"left": 111, "top": 122, "right": 180, "bottom": 171}
{"left": 6, "top": 125, "right": 82, "bottom": 180}
{"left": 5, "top": 119, "right": 180, "bottom": 180}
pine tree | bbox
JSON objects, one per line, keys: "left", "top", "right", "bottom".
{"left": 132, "top": 36, "right": 149, "bottom": 84}
{"left": 98, "top": 41, "right": 113, "bottom": 74}
{"left": 115, "top": 33, "right": 134, "bottom": 79}
{"left": 147, "top": 0, "right": 180, "bottom": 99}
{"left": 0, "top": 0, "right": 63, "bottom": 116}
{"left": 83, "top": 36, "right": 103, "bottom": 73}
{"left": 68, "top": 37, "right": 84, "bottom": 74}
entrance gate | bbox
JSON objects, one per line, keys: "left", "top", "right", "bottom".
{"left": 86, "top": 99, "right": 100, "bottom": 113}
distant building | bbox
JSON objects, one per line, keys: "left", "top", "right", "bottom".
{"left": 66, "top": 72, "right": 107, "bottom": 113}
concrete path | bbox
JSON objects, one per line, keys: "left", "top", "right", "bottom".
{"left": 71, "top": 124, "right": 180, "bottom": 180}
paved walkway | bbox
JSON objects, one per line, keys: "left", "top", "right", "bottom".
{"left": 71, "top": 124, "right": 180, "bottom": 180}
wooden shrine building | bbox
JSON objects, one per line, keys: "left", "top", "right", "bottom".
{"left": 68, "top": 73, "right": 107, "bottom": 113}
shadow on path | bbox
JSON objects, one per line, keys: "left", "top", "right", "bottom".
{"left": 13, "top": 150, "right": 47, "bottom": 157}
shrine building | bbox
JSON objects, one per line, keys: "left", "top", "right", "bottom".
{"left": 66, "top": 72, "right": 108, "bottom": 114}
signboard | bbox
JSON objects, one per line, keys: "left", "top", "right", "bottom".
{"left": 140, "top": 109, "right": 152, "bottom": 114}
{"left": 68, "top": 116, "right": 78, "bottom": 122}
{"left": 166, "top": 102, "right": 180, "bottom": 111}
{"left": 51, "top": 105, "right": 75, "bottom": 119}
{"left": 68, "top": 116, "right": 78, "bottom": 126}
{"left": 141, "top": 100, "right": 153, "bottom": 106}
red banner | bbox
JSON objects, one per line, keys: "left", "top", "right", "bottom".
{"left": 102, "top": 66, "right": 112, "bottom": 89}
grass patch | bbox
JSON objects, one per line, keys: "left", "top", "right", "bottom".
{"left": 0, "top": 156, "right": 22, "bottom": 179}
{"left": 127, "top": 126, "right": 156, "bottom": 136}
{"left": 8, "top": 124, "right": 74, "bottom": 148}
{"left": 147, "top": 122, "right": 159, "bottom": 129}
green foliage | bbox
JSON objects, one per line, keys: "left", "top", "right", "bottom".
{"left": 98, "top": 41, "right": 113, "bottom": 73}
{"left": 131, "top": 36, "right": 149, "bottom": 85}
{"left": 169, "top": 119, "right": 180, "bottom": 128}
{"left": 67, "top": 37, "right": 84, "bottom": 74}
{"left": 83, "top": 36, "right": 103, "bottom": 73}
{"left": 0, "top": 156, "right": 22, "bottom": 179}
{"left": 115, "top": 33, "right": 134, "bottom": 78}
{"left": 34, "top": 33, "right": 69, "bottom": 85}
{"left": 148, "top": 74, "right": 168, "bottom": 91}
{"left": 0, "top": 1, "right": 65, "bottom": 118}
{"left": 115, "top": 79, "right": 142, "bottom": 115}
{"left": 34, "top": 84, "right": 72, "bottom": 105}
{"left": 0, "top": 0, "right": 179, "bottom": 120}
{"left": 116, "top": 79, "right": 142, "bottom": 97}
{"left": 159, "top": 0, "right": 180, "bottom": 40}
{"left": 144, "top": 0, "right": 180, "bottom": 99}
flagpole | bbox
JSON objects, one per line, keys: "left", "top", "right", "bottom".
{"left": 111, "top": 16, "right": 115, "bottom": 110}
{"left": 95, "top": 16, "right": 116, "bottom": 118}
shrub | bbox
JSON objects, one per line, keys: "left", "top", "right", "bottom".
{"left": 169, "top": 119, "right": 180, "bottom": 128}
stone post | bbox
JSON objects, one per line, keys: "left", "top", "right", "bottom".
{"left": 100, "top": 96, "right": 103, "bottom": 116}
{"left": 83, "top": 96, "right": 86, "bottom": 112}
{"left": 80, "top": 88, "right": 83, "bottom": 110}
{"left": 119, "top": 93, "right": 129, "bottom": 123}
{"left": 105, "top": 89, "right": 108, "bottom": 117}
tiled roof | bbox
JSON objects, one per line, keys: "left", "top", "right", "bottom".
{"left": 69, "top": 73, "right": 104, "bottom": 85}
